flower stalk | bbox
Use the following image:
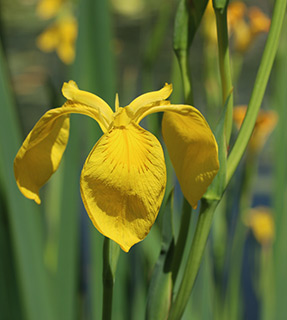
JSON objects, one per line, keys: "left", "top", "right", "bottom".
{"left": 102, "top": 238, "right": 120, "bottom": 320}
{"left": 226, "top": 0, "right": 287, "bottom": 185}
{"left": 214, "top": 5, "right": 234, "bottom": 145}
{"left": 168, "top": 199, "right": 219, "bottom": 320}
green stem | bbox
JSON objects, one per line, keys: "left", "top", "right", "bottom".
{"left": 176, "top": 50, "right": 193, "bottom": 105}
{"left": 226, "top": 0, "right": 287, "bottom": 185}
{"left": 168, "top": 199, "right": 219, "bottom": 320}
{"left": 214, "top": 7, "right": 233, "bottom": 145}
{"left": 102, "top": 238, "right": 120, "bottom": 320}
{"left": 171, "top": 198, "right": 192, "bottom": 284}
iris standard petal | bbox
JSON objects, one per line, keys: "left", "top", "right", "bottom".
{"left": 162, "top": 108, "right": 219, "bottom": 209}
{"left": 80, "top": 122, "right": 166, "bottom": 252}
{"left": 126, "top": 83, "right": 173, "bottom": 121}
{"left": 14, "top": 101, "right": 107, "bottom": 204}
{"left": 62, "top": 81, "right": 113, "bottom": 128}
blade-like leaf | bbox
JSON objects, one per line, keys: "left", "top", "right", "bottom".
{"left": 146, "top": 191, "right": 174, "bottom": 320}
{"left": 0, "top": 40, "right": 56, "bottom": 320}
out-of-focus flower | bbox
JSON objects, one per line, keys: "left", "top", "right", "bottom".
{"left": 233, "top": 105, "right": 278, "bottom": 153}
{"left": 227, "top": 1, "right": 246, "bottom": 28}
{"left": 248, "top": 7, "right": 271, "bottom": 35}
{"left": 228, "top": 1, "right": 270, "bottom": 52}
{"left": 37, "top": 15, "right": 77, "bottom": 64}
{"left": 231, "top": 19, "right": 252, "bottom": 52}
{"left": 36, "top": 0, "right": 64, "bottom": 20}
{"left": 202, "top": 1, "right": 271, "bottom": 52}
{"left": 14, "top": 81, "right": 219, "bottom": 252}
{"left": 245, "top": 207, "right": 275, "bottom": 246}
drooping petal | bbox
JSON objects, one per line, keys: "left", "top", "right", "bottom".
{"left": 162, "top": 106, "right": 219, "bottom": 209}
{"left": 126, "top": 83, "right": 173, "bottom": 121}
{"left": 80, "top": 122, "right": 166, "bottom": 252}
{"left": 14, "top": 101, "right": 107, "bottom": 204}
{"left": 62, "top": 81, "right": 113, "bottom": 128}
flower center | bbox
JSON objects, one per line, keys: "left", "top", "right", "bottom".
{"left": 113, "top": 107, "right": 131, "bottom": 128}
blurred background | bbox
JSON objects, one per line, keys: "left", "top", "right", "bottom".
{"left": 0, "top": 0, "right": 286, "bottom": 319}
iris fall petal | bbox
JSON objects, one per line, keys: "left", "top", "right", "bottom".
{"left": 14, "top": 113, "right": 70, "bottom": 204}
{"left": 14, "top": 100, "right": 108, "bottom": 204}
{"left": 162, "top": 110, "right": 219, "bottom": 209}
{"left": 80, "top": 122, "right": 166, "bottom": 252}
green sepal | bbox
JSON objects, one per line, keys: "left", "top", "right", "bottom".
{"left": 146, "top": 190, "right": 174, "bottom": 320}
{"left": 173, "top": 0, "right": 209, "bottom": 54}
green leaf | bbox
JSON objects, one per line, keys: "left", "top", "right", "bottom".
{"left": 203, "top": 94, "right": 229, "bottom": 201}
{"left": 0, "top": 40, "right": 57, "bottom": 320}
{"left": 273, "top": 18, "right": 287, "bottom": 320}
{"left": 54, "top": 117, "right": 81, "bottom": 320}
{"left": 0, "top": 194, "right": 23, "bottom": 320}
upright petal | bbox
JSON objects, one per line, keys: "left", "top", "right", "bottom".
{"left": 80, "top": 122, "right": 166, "bottom": 252}
{"left": 14, "top": 101, "right": 106, "bottom": 204}
{"left": 162, "top": 107, "right": 219, "bottom": 209}
{"left": 126, "top": 83, "right": 173, "bottom": 122}
{"left": 62, "top": 81, "right": 113, "bottom": 128}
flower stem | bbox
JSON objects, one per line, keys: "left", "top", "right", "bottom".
{"left": 102, "top": 238, "right": 120, "bottom": 320}
{"left": 226, "top": 0, "right": 287, "bottom": 185}
{"left": 171, "top": 198, "right": 192, "bottom": 284}
{"left": 214, "top": 6, "right": 233, "bottom": 145}
{"left": 168, "top": 199, "right": 219, "bottom": 320}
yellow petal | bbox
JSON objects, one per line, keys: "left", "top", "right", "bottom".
{"left": 62, "top": 81, "right": 113, "bottom": 127}
{"left": 162, "top": 107, "right": 219, "bottom": 209}
{"left": 37, "top": 25, "right": 59, "bottom": 52}
{"left": 80, "top": 122, "right": 166, "bottom": 252}
{"left": 126, "top": 83, "right": 173, "bottom": 121}
{"left": 14, "top": 101, "right": 107, "bottom": 204}
{"left": 14, "top": 114, "right": 69, "bottom": 204}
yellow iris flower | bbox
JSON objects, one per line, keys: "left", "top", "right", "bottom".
{"left": 14, "top": 81, "right": 219, "bottom": 252}
{"left": 37, "top": 15, "right": 77, "bottom": 65}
